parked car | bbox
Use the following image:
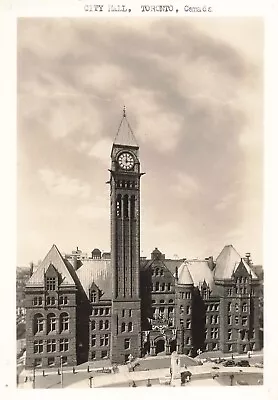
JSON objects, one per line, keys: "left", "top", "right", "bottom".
{"left": 223, "top": 360, "right": 236, "bottom": 367}
{"left": 236, "top": 360, "right": 250, "bottom": 367}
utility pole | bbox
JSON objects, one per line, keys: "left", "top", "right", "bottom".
{"left": 60, "top": 356, "right": 63, "bottom": 389}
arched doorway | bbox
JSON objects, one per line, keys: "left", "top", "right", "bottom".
{"left": 155, "top": 338, "right": 165, "bottom": 355}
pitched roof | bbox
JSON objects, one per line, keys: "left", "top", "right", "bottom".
{"left": 234, "top": 259, "right": 258, "bottom": 279}
{"left": 113, "top": 107, "right": 138, "bottom": 147}
{"left": 185, "top": 260, "right": 214, "bottom": 289}
{"left": 177, "top": 263, "right": 194, "bottom": 285}
{"left": 26, "top": 244, "right": 76, "bottom": 287}
{"left": 214, "top": 245, "right": 258, "bottom": 280}
{"left": 74, "top": 259, "right": 112, "bottom": 301}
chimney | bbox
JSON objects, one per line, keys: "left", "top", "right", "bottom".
{"left": 205, "top": 256, "right": 215, "bottom": 271}
{"left": 29, "top": 262, "right": 34, "bottom": 277}
{"left": 244, "top": 252, "right": 252, "bottom": 266}
{"left": 175, "top": 266, "right": 179, "bottom": 281}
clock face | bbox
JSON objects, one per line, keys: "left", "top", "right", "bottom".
{"left": 118, "top": 152, "right": 135, "bottom": 170}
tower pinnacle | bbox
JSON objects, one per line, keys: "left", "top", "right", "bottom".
{"left": 113, "top": 107, "right": 138, "bottom": 147}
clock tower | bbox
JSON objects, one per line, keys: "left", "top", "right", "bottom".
{"left": 110, "top": 108, "right": 143, "bottom": 363}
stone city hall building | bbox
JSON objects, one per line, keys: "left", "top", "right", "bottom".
{"left": 24, "top": 110, "right": 262, "bottom": 369}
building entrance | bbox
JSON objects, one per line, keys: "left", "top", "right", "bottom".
{"left": 155, "top": 338, "right": 165, "bottom": 355}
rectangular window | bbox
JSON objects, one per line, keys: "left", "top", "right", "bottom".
{"left": 99, "top": 308, "right": 104, "bottom": 316}
{"left": 227, "top": 288, "right": 232, "bottom": 296}
{"left": 35, "top": 358, "right": 42, "bottom": 367}
{"left": 104, "top": 334, "right": 109, "bottom": 346}
{"left": 228, "top": 302, "right": 232, "bottom": 312}
{"left": 155, "top": 282, "right": 160, "bottom": 291}
{"left": 122, "top": 309, "right": 125, "bottom": 317}
{"left": 180, "top": 319, "right": 184, "bottom": 326}
{"left": 91, "top": 351, "right": 96, "bottom": 360}
{"left": 47, "top": 339, "right": 56, "bottom": 353}
{"left": 161, "top": 283, "right": 165, "bottom": 291}
{"left": 105, "top": 308, "right": 110, "bottom": 315}
{"left": 60, "top": 338, "right": 69, "bottom": 352}
{"left": 235, "top": 316, "right": 239, "bottom": 325}
{"left": 100, "top": 336, "right": 105, "bottom": 346}
{"left": 101, "top": 350, "right": 108, "bottom": 359}
{"left": 167, "top": 283, "right": 171, "bottom": 291}
{"left": 124, "top": 338, "right": 130, "bottom": 350}
{"left": 215, "top": 304, "right": 219, "bottom": 311}
{"left": 205, "top": 329, "right": 208, "bottom": 339}
{"left": 210, "top": 315, "right": 214, "bottom": 324}
{"left": 186, "top": 305, "right": 191, "bottom": 314}
{"left": 91, "top": 335, "right": 96, "bottom": 347}
{"left": 228, "top": 344, "right": 233, "bottom": 352}
{"left": 34, "top": 340, "right": 43, "bottom": 354}
{"left": 215, "top": 315, "right": 219, "bottom": 324}
{"left": 228, "top": 329, "right": 232, "bottom": 341}
{"left": 61, "top": 356, "right": 67, "bottom": 365}
{"left": 48, "top": 357, "right": 55, "bottom": 367}
{"left": 228, "top": 315, "right": 232, "bottom": 325}
{"left": 46, "top": 277, "right": 56, "bottom": 291}
{"left": 186, "top": 319, "right": 191, "bottom": 329}
{"left": 91, "top": 320, "right": 96, "bottom": 330}
{"left": 129, "top": 309, "right": 132, "bottom": 317}
{"left": 185, "top": 292, "right": 191, "bottom": 299}
{"left": 94, "top": 309, "right": 98, "bottom": 316}
{"left": 33, "top": 297, "right": 38, "bottom": 306}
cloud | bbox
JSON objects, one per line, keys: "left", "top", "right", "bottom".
{"left": 173, "top": 172, "right": 200, "bottom": 199}
{"left": 76, "top": 200, "right": 109, "bottom": 221}
{"left": 88, "top": 137, "right": 113, "bottom": 163}
{"left": 39, "top": 168, "right": 91, "bottom": 199}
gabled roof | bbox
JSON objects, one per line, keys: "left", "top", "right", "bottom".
{"left": 177, "top": 263, "right": 194, "bottom": 285}
{"left": 74, "top": 259, "right": 112, "bottom": 301}
{"left": 234, "top": 259, "right": 258, "bottom": 279}
{"left": 185, "top": 260, "right": 214, "bottom": 289}
{"left": 214, "top": 245, "right": 258, "bottom": 280}
{"left": 113, "top": 107, "right": 138, "bottom": 147}
{"left": 26, "top": 244, "right": 76, "bottom": 287}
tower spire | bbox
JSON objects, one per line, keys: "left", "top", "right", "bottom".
{"left": 113, "top": 107, "right": 138, "bottom": 147}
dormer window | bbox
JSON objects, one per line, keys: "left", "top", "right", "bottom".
{"left": 91, "top": 290, "right": 97, "bottom": 303}
{"left": 46, "top": 277, "right": 56, "bottom": 291}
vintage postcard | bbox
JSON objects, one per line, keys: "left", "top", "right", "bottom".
{"left": 1, "top": 0, "right": 277, "bottom": 398}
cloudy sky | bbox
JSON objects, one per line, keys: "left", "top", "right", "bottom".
{"left": 17, "top": 17, "right": 263, "bottom": 267}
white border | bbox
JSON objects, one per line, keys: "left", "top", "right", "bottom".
{"left": 1, "top": 1, "right": 277, "bottom": 399}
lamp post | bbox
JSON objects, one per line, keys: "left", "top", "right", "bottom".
{"left": 89, "top": 376, "right": 93, "bottom": 388}
{"left": 60, "top": 356, "right": 63, "bottom": 389}
{"left": 32, "top": 361, "right": 36, "bottom": 389}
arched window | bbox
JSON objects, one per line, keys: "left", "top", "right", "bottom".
{"left": 33, "top": 313, "right": 44, "bottom": 335}
{"left": 167, "top": 283, "right": 171, "bottom": 291}
{"left": 160, "top": 269, "right": 164, "bottom": 276}
{"left": 60, "top": 313, "right": 69, "bottom": 332}
{"left": 155, "top": 282, "right": 159, "bottom": 291}
{"left": 47, "top": 313, "right": 56, "bottom": 334}
{"left": 160, "top": 299, "right": 165, "bottom": 303}
{"left": 169, "top": 299, "right": 174, "bottom": 304}
{"left": 116, "top": 194, "right": 122, "bottom": 217}
{"left": 105, "top": 320, "right": 109, "bottom": 330}
{"left": 235, "top": 303, "right": 239, "bottom": 312}
{"left": 123, "top": 194, "right": 129, "bottom": 218}
{"left": 155, "top": 268, "right": 159, "bottom": 276}
{"left": 128, "top": 322, "right": 133, "bottom": 332}
{"left": 91, "top": 320, "right": 96, "bottom": 330}
{"left": 161, "top": 283, "right": 165, "bottom": 291}
{"left": 121, "top": 322, "right": 126, "bottom": 332}
{"left": 242, "top": 303, "right": 248, "bottom": 312}
{"left": 99, "top": 320, "right": 104, "bottom": 330}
